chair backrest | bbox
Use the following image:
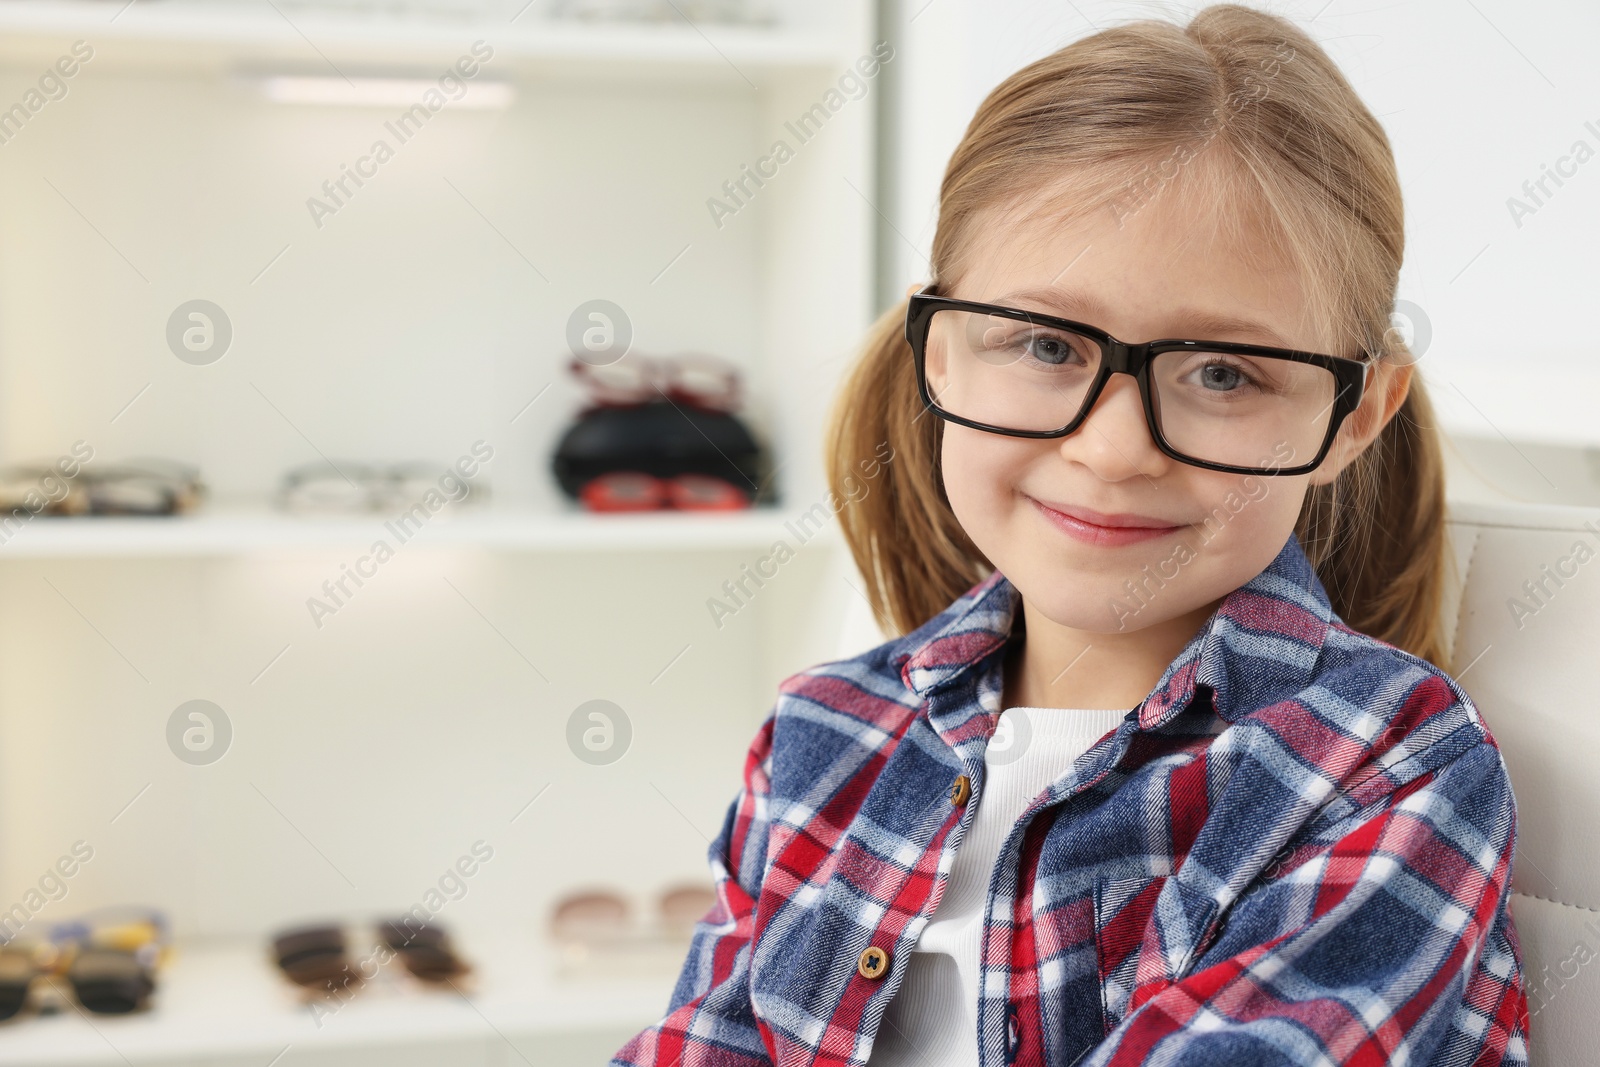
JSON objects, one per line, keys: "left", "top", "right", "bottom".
{"left": 1444, "top": 500, "right": 1600, "bottom": 1064}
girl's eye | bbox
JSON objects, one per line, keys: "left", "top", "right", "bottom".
{"left": 1186, "top": 357, "right": 1262, "bottom": 394}
{"left": 1199, "top": 361, "right": 1246, "bottom": 390}
{"left": 968, "top": 319, "right": 1094, "bottom": 370}
{"left": 1018, "top": 331, "right": 1082, "bottom": 367}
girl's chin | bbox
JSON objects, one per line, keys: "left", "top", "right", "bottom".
{"left": 1010, "top": 569, "right": 1204, "bottom": 633}
{"left": 1013, "top": 587, "right": 1136, "bottom": 630}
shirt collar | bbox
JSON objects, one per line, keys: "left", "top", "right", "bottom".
{"left": 895, "top": 530, "right": 1334, "bottom": 733}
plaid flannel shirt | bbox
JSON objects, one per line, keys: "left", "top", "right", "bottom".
{"left": 613, "top": 531, "right": 1530, "bottom": 1066}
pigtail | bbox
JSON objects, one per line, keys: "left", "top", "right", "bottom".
{"left": 1297, "top": 353, "right": 1451, "bottom": 669}
{"left": 824, "top": 297, "right": 990, "bottom": 638}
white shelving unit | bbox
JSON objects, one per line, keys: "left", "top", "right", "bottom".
{"left": 0, "top": 0, "right": 847, "bottom": 80}
{"left": 0, "top": 2, "right": 880, "bottom": 1062}
{"left": 0, "top": 505, "right": 840, "bottom": 556}
{"left": 0, "top": 933, "right": 678, "bottom": 1066}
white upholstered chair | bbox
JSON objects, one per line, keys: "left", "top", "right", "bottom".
{"left": 1445, "top": 500, "right": 1600, "bottom": 1064}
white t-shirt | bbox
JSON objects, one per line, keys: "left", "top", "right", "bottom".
{"left": 868, "top": 705, "right": 1129, "bottom": 1067}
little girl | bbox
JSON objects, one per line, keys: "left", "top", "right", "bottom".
{"left": 614, "top": 5, "right": 1528, "bottom": 1065}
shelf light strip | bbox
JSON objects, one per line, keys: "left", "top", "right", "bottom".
{"left": 258, "top": 76, "right": 515, "bottom": 108}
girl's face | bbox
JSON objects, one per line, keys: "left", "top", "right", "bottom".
{"left": 931, "top": 181, "right": 1398, "bottom": 637}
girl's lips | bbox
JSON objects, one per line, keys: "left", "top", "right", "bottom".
{"left": 1028, "top": 496, "right": 1190, "bottom": 547}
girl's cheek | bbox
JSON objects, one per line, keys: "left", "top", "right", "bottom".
{"left": 942, "top": 425, "right": 1021, "bottom": 513}
{"left": 1184, "top": 470, "right": 1307, "bottom": 560}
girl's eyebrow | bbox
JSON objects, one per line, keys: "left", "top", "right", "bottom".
{"left": 993, "top": 285, "right": 1295, "bottom": 348}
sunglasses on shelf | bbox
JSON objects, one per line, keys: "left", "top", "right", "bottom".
{"left": 270, "top": 918, "right": 471, "bottom": 996}
{"left": 0, "top": 459, "right": 204, "bottom": 518}
{"left": 549, "top": 883, "right": 716, "bottom": 948}
{"left": 278, "top": 462, "right": 486, "bottom": 514}
{"left": 376, "top": 919, "right": 470, "bottom": 982}
{"left": 0, "top": 906, "right": 168, "bottom": 1022}
{"left": 278, "top": 460, "right": 473, "bottom": 515}
{"left": 87, "top": 461, "right": 206, "bottom": 516}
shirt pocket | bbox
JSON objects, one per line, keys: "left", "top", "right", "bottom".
{"left": 1092, "top": 872, "right": 1223, "bottom": 1032}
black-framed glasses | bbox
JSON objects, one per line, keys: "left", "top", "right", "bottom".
{"left": 905, "top": 286, "right": 1373, "bottom": 476}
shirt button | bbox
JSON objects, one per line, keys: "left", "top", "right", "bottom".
{"left": 949, "top": 774, "right": 972, "bottom": 807}
{"left": 857, "top": 945, "right": 890, "bottom": 979}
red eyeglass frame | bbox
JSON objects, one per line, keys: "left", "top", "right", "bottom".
{"left": 578, "top": 472, "right": 749, "bottom": 512}
{"left": 568, "top": 353, "right": 742, "bottom": 412}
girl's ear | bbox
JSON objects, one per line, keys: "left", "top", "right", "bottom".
{"left": 1307, "top": 358, "right": 1415, "bottom": 486}
{"left": 905, "top": 280, "right": 925, "bottom": 297}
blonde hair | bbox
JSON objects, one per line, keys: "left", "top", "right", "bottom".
{"left": 825, "top": 4, "right": 1451, "bottom": 668}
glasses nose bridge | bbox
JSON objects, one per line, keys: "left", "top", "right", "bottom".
{"left": 1100, "top": 337, "right": 1149, "bottom": 378}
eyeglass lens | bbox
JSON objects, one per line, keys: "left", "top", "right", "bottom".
{"left": 923, "top": 309, "right": 1339, "bottom": 469}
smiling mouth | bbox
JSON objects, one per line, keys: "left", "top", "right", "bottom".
{"left": 1027, "top": 496, "right": 1191, "bottom": 548}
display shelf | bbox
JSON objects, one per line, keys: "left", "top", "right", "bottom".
{"left": 0, "top": 0, "right": 848, "bottom": 80}
{"left": 0, "top": 6, "right": 871, "bottom": 1066}
{"left": 0, "top": 503, "right": 842, "bottom": 557}
{"left": 0, "top": 933, "right": 674, "bottom": 1066}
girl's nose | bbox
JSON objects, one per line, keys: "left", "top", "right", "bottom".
{"left": 1060, "top": 374, "right": 1172, "bottom": 482}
